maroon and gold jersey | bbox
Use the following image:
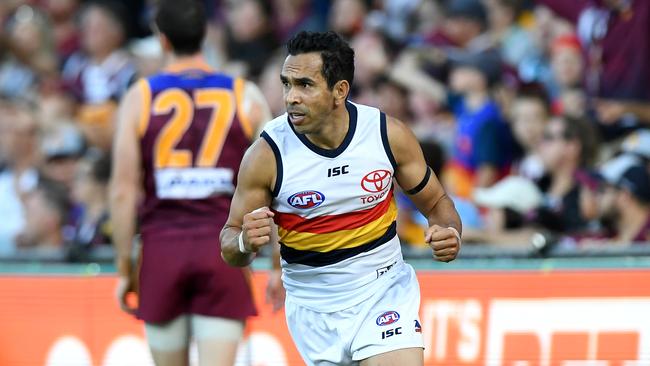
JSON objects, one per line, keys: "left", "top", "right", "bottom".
{"left": 136, "top": 61, "right": 254, "bottom": 236}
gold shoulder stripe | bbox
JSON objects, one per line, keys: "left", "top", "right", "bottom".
{"left": 137, "top": 79, "right": 152, "bottom": 138}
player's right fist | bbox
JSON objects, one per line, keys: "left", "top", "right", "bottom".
{"left": 241, "top": 207, "right": 276, "bottom": 252}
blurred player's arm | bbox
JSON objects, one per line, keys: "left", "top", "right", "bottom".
{"left": 387, "top": 116, "right": 462, "bottom": 262}
{"left": 109, "top": 81, "right": 143, "bottom": 313}
{"left": 220, "top": 138, "right": 277, "bottom": 266}
{"left": 237, "top": 80, "right": 272, "bottom": 138}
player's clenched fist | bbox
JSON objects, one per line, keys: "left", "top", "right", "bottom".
{"left": 240, "top": 207, "right": 276, "bottom": 253}
{"left": 425, "top": 225, "right": 461, "bottom": 262}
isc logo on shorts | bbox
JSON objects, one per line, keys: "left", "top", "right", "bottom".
{"left": 287, "top": 190, "right": 325, "bottom": 209}
{"left": 376, "top": 311, "right": 400, "bottom": 326}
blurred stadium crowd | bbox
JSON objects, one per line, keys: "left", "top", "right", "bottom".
{"left": 0, "top": 0, "right": 649, "bottom": 262}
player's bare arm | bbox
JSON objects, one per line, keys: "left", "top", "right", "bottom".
{"left": 109, "top": 80, "right": 144, "bottom": 314}
{"left": 220, "top": 138, "right": 277, "bottom": 266}
{"left": 387, "top": 116, "right": 462, "bottom": 262}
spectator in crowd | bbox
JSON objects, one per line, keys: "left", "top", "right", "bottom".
{"left": 271, "top": 0, "right": 329, "bottom": 42}
{"left": 15, "top": 178, "right": 70, "bottom": 252}
{"left": 406, "top": 83, "right": 456, "bottom": 156}
{"left": 390, "top": 0, "right": 493, "bottom": 98}
{"left": 372, "top": 75, "right": 412, "bottom": 124}
{"left": 606, "top": 165, "right": 650, "bottom": 243}
{"left": 467, "top": 174, "right": 544, "bottom": 244}
{"left": 0, "top": 5, "right": 58, "bottom": 100}
{"left": 42, "top": 0, "right": 81, "bottom": 64}
{"left": 439, "top": 0, "right": 491, "bottom": 51}
{"left": 67, "top": 149, "right": 112, "bottom": 260}
{"left": 549, "top": 33, "right": 586, "bottom": 117}
{"left": 61, "top": 1, "right": 136, "bottom": 150}
{"left": 484, "top": 0, "right": 539, "bottom": 70}
{"left": 535, "top": 116, "right": 599, "bottom": 234}
{"left": 509, "top": 84, "right": 550, "bottom": 180}
{"left": 585, "top": 159, "right": 650, "bottom": 245}
{"left": 258, "top": 51, "right": 286, "bottom": 117}
{"left": 0, "top": 103, "right": 41, "bottom": 255}
{"left": 536, "top": 0, "right": 650, "bottom": 132}
{"left": 363, "top": 0, "right": 422, "bottom": 42}
{"left": 350, "top": 29, "right": 391, "bottom": 98}
{"left": 39, "top": 123, "right": 86, "bottom": 191}
{"left": 445, "top": 50, "right": 513, "bottom": 198}
{"left": 329, "top": 0, "right": 368, "bottom": 39}
{"left": 223, "top": 0, "right": 278, "bottom": 78}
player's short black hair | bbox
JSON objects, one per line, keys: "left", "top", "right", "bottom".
{"left": 154, "top": 0, "right": 206, "bottom": 55}
{"left": 287, "top": 31, "right": 355, "bottom": 90}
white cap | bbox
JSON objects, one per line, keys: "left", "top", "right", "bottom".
{"left": 473, "top": 176, "right": 543, "bottom": 214}
{"left": 621, "top": 129, "right": 650, "bottom": 159}
{"left": 599, "top": 154, "right": 641, "bottom": 185}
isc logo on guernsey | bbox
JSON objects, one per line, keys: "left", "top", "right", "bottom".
{"left": 288, "top": 191, "right": 325, "bottom": 209}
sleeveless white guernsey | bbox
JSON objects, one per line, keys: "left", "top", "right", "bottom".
{"left": 261, "top": 102, "right": 407, "bottom": 312}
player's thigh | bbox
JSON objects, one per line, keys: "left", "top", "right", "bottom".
{"left": 150, "top": 349, "right": 189, "bottom": 366}
{"left": 145, "top": 315, "right": 191, "bottom": 366}
{"left": 359, "top": 347, "right": 423, "bottom": 366}
{"left": 191, "top": 314, "right": 244, "bottom": 366}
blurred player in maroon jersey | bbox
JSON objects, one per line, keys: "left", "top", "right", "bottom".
{"left": 109, "top": 0, "right": 271, "bottom": 364}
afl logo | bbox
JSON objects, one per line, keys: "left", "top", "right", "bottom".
{"left": 288, "top": 191, "right": 325, "bottom": 209}
{"left": 376, "top": 311, "right": 400, "bottom": 326}
{"left": 361, "top": 169, "right": 392, "bottom": 193}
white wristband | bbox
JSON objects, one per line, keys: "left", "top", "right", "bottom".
{"left": 238, "top": 232, "right": 252, "bottom": 254}
{"left": 448, "top": 226, "right": 462, "bottom": 247}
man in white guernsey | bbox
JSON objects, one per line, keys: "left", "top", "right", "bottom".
{"left": 221, "top": 31, "right": 462, "bottom": 366}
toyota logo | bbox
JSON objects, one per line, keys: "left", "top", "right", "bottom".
{"left": 361, "top": 169, "right": 392, "bottom": 193}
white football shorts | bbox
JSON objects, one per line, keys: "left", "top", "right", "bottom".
{"left": 285, "top": 261, "right": 424, "bottom": 365}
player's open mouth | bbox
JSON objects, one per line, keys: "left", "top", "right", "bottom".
{"left": 289, "top": 112, "right": 306, "bottom": 124}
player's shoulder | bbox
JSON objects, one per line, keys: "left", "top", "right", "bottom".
{"left": 238, "top": 135, "right": 278, "bottom": 186}
{"left": 383, "top": 113, "right": 420, "bottom": 165}
{"left": 260, "top": 113, "right": 289, "bottom": 136}
{"left": 349, "top": 100, "right": 380, "bottom": 115}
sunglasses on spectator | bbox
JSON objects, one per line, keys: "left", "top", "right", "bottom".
{"left": 542, "top": 131, "right": 575, "bottom": 141}
{"left": 543, "top": 132, "right": 565, "bottom": 141}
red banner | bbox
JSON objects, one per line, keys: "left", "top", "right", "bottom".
{"left": 0, "top": 270, "right": 649, "bottom": 365}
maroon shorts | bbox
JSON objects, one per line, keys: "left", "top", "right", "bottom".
{"left": 136, "top": 230, "right": 257, "bottom": 324}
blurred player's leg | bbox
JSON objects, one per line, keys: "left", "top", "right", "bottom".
{"left": 145, "top": 315, "right": 190, "bottom": 366}
{"left": 360, "top": 348, "right": 423, "bottom": 366}
{"left": 191, "top": 314, "right": 244, "bottom": 366}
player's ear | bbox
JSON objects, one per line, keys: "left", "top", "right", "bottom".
{"left": 157, "top": 32, "right": 173, "bottom": 53}
{"left": 333, "top": 80, "right": 350, "bottom": 106}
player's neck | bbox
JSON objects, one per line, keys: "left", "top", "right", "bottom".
{"left": 165, "top": 52, "right": 206, "bottom": 69}
{"left": 306, "top": 105, "right": 350, "bottom": 150}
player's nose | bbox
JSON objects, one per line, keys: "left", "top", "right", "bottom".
{"left": 285, "top": 86, "right": 301, "bottom": 105}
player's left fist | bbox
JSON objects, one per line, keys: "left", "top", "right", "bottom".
{"left": 425, "top": 225, "right": 461, "bottom": 263}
